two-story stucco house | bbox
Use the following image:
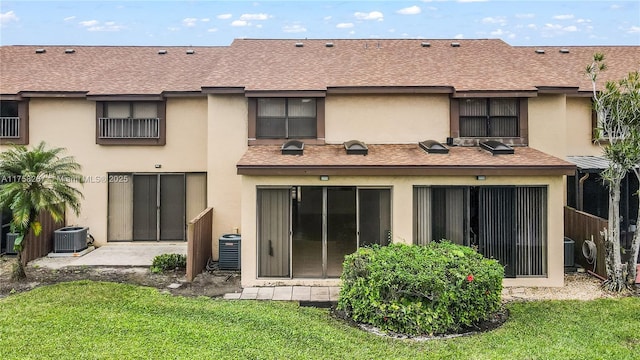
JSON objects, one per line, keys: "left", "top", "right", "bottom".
{"left": 1, "top": 39, "right": 638, "bottom": 288}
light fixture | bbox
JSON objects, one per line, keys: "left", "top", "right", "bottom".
{"left": 320, "top": 175, "right": 329, "bottom": 181}
{"left": 476, "top": 175, "right": 486, "bottom": 181}
{"left": 155, "top": 164, "right": 162, "bottom": 169}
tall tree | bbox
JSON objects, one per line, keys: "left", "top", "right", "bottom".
{"left": 587, "top": 53, "right": 640, "bottom": 291}
{"left": 0, "top": 142, "right": 83, "bottom": 279}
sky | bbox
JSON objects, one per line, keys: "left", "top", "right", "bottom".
{"left": 0, "top": 1, "right": 638, "bottom": 46}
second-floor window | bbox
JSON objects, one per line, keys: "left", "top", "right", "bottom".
{"left": 459, "top": 98, "right": 519, "bottom": 137}
{"left": 257, "top": 98, "right": 317, "bottom": 139}
{"left": 0, "top": 100, "right": 28, "bottom": 145}
{"left": 96, "top": 101, "right": 166, "bottom": 146}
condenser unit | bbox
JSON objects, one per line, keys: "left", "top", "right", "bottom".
{"left": 54, "top": 226, "right": 88, "bottom": 253}
{"left": 219, "top": 234, "right": 241, "bottom": 270}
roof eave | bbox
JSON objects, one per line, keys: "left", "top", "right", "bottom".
{"left": 236, "top": 165, "right": 576, "bottom": 176}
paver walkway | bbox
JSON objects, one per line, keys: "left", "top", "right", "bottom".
{"left": 223, "top": 286, "right": 340, "bottom": 302}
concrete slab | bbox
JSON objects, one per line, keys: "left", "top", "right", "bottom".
{"left": 30, "top": 242, "right": 187, "bottom": 269}
{"left": 329, "top": 287, "right": 341, "bottom": 301}
{"left": 224, "top": 293, "right": 241, "bottom": 300}
{"left": 242, "top": 287, "right": 260, "bottom": 294}
{"left": 256, "top": 287, "right": 275, "bottom": 300}
{"left": 310, "top": 287, "right": 330, "bottom": 301}
{"left": 240, "top": 291, "right": 258, "bottom": 300}
{"left": 292, "top": 286, "right": 311, "bottom": 301}
{"left": 272, "top": 286, "right": 293, "bottom": 301}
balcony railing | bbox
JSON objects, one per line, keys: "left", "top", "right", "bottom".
{"left": 0, "top": 117, "right": 20, "bottom": 138}
{"left": 98, "top": 117, "right": 160, "bottom": 139}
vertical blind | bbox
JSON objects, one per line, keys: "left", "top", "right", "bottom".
{"left": 460, "top": 98, "right": 519, "bottom": 137}
{"left": 256, "top": 98, "right": 316, "bottom": 138}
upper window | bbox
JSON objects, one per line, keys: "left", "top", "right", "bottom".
{"left": 0, "top": 100, "right": 28, "bottom": 145}
{"left": 459, "top": 98, "right": 519, "bottom": 137}
{"left": 256, "top": 98, "right": 317, "bottom": 139}
{"left": 96, "top": 101, "right": 166, "bottom": 146}
{"left": 451, "top": 97, "right": 527, "bottom": 146}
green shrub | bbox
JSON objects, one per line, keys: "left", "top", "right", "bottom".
{"left": 337, "top": 242, "right": 504, "bottom": 336}
{"left": 150, "top": 253, "right": 187, "bottom": 274}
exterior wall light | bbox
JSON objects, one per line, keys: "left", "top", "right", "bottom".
{"left": 320, "top": 175, "right": 329, "bottom": 181}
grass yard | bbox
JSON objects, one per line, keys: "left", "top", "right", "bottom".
{"left": 0, "top": 281, "right": 639, "bottom": 360}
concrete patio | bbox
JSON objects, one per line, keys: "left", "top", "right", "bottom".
{"left": 223, "top": 286, "right": 341, "bottom": 302}
{"left": 30, "top": 242, "right": 187, "bottom": 269}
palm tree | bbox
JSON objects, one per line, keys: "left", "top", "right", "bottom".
{"left": 0, "top": 142, "right": 83, "bottom": 279}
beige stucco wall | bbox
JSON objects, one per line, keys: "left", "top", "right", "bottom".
{"left": 566, "top": 97, "right": 602, "bottom": 157}
{"left": 528, "top": 94, "right": 567, "bottom": 158}
{"left": 0, "top": 97, "right": 208, "bottom": 246}
{"left": 240, "top": 174, "right": 565, "bottom": 288}
{"left": 207, "top": 94, "right": 247, "bottom": 259}
{"left": 325, "top": 94, "right": 450, "bottom": 144}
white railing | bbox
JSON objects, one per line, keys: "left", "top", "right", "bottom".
{"left": 98, "top": 118, "right": 160, "bottom": 139}
{"left": 0, "top": 117, "right": 20, "bottom": 138}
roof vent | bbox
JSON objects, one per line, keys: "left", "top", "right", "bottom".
{"left": 535, "top": 49, "right": 545, "bottom": 54}
{"left": 35, "top": 48, "right": 46, "bottom": 54}
{"left": 480, "top": 141, "right": 514, "bottom": 155}
{"left": 559, "top": 48, "right": 570, "bottom": 54}
{"left": 344, "top": 140, "right": 368, "bottom": 155}
{"left": 325, "top": 42, "right": 334, "bottom": 48}
{"left": 450, "top": 42, "right": 460, "bottom": 47}
{"left": 295, "top": 42, "right": 304, "bottom": 47}
{"left": 186, "top": 49, "right": 195, "bottom": 54}
{"left": 421, "top": 42, "right": 431, "bottom": 48}
{"left": 281, "top": 140, "right": 304, "bottom": 155}
{"left": 419, "top": 140, "right": 449, "bottom": 154}
{"left": 158, "top": 49, "right": 167, "bottom": 55}
{"left": 64, "top": 49, "right": 75, "bottom": 54}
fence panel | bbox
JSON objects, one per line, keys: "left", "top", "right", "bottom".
{"left": 21, "top": 211, "right": 64, "bottom": 265}
{"left": 186, "top": 207, "right": 213, "bottom": 282}
{"left": 564, "top": 206, "right": 608, "bottom": 278}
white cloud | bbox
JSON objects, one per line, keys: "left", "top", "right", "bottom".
{"left": 207, "top": 28, "right": 218, "bottom": 32}
{"left": 282, "top": 24, "right": 307, "bottom": 33}
{"left": 0, "top": 10, "right": 19, "bottom": 26}
{"left": 201, "top": 18, "right": 210, "bottom": 22}
{"left": 63, "top": 16, "right": 76, "bottom": 22}
{"left": 336, "top": 22, "right": 354, "bottom": 29}
{"left": 182, "top": 18, "right": 198, "bottom": 27}
{"left": 354, "top": 11, "right": 383, "bottom": 21}
{"left": 481, "top": 16, "right": 507, "bottom": 25}
{"left": 454, "top": 33, "right": 464, "bottom": 39}
{"left": 79, "top": 20, "right": 99, "bottom": 27}
{"left": 349, "top": 30, "right": 355, "bottom": 35}
{"left": 527, "top": 23, "right": 537, "bottom": 30}
{"left": 217, "top": 14, "right": 232, "bottom": 20}
{"left": 576, "top": 18, "right": 591, "bottom": 24}
{"left": 544, "top": 23, "right": 562, "bottom": 30}
{"left": 490, "top": 29, "right": 505, "bottom": 36}
{"left": 240, "top": 13, "right": 269, "bottom": 21}
{"left": 167, "top": 27, "right": 180, "bottom": 32}
{"left": 256, "top": 24, "right": 263, "bottom": 29}
{"left": 323, "top": 16, "right": 332, "bottom": 21}
{"left": 610, "top": 4, "right": 621, "bottom": 9}
{"left": 515, "top": 13, "right": 535, "bottom": 19}
{"left": 553, "top": 14, "right": 574, "bottom": 20}
{"left": 397, "top": 6, "right": 421, "bottom": 15}
{"left": 231, "top": 20, "right": 249, "bottom": 27}
{"left": 87, "top": 23, "right": 124, "bottom": 32}
{"left": 457, "top": 0, "right": 488, "bottom": 2}
{"left": 628, "top": 26, "right": 640, "bottom": 34}
{"left": 563, "top": 25, "right": 577, "bottom": 32}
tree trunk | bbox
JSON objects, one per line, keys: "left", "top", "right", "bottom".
{"left": 604, "top": 178, "right": 626, "bottom": 291}
{"left": 11, "top": 250, "right": 26, "bottom": 280}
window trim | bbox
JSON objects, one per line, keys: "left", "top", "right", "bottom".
{"left": 450, "top": 97, "right": 528, "bottom": 146}
{"left": 0, "top": 100, "right": 29, "bottom": 145}
{"left": 248, "top": 97, "right": 325, "bottom": 145}
{"left": 96, "top": 101, "right": 166, "bottom": 146}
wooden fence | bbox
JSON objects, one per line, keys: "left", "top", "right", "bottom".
{"left": 186, "top": 207, "right": 213, "bottom": 282}
{"left": 20, "top": 211, "right": 64, "bottom": 265}
{"left": 564, "top": 206, "right": 608, "bottom": 278}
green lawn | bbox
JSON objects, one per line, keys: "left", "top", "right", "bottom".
{"left": 0, "top": 281, "right": 638, "bottom": 360}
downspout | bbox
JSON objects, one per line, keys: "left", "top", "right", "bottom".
{"left": 578, "top": 172, "right": 590, "bottom": 211}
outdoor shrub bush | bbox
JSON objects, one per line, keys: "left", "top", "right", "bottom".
{"left": 337, "top": 242, "right": 504, "bottom": 335}
{"left": 150, "top": 253, "right": 187, "bottom": 274}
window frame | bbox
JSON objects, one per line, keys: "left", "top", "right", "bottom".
{"left": 450, "top": 97, "right": 528, "bottom": 146}
{"left": 96, "top": 101, "right": 166, "bottom": 146}
{"left": 248, "top": 97, "right": 325, "bottom": 145}
{"left": 0, "top": 99, "right": 29, "bottom": 145}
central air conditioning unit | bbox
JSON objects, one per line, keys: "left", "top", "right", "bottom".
{"left": 54, "top": 226, "right": 88, "bottom": 253}
{"left": 5, "top": 233, "right": 18, "bottom": 255}
{"left": 218, "top": 234, "right": 241, "bottom": 270}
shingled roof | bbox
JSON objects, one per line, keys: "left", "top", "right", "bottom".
{"left": 1, "top": 39, "right": 638, "bottom": 95}
{"left": 237, "top": 144, "right": 576, "bottom": 176}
